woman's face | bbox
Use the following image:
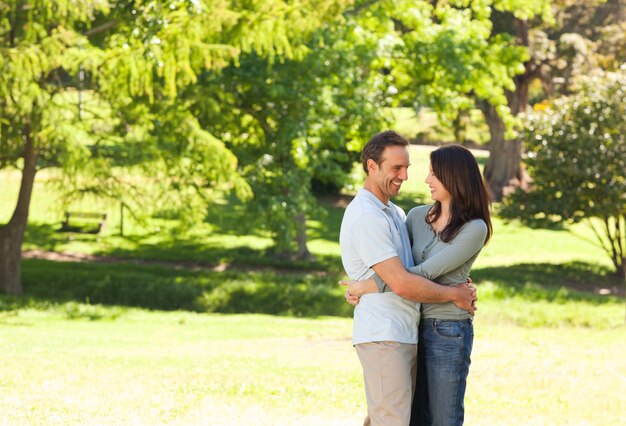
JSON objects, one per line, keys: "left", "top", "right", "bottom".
{"left": 425, "top": 163, "right": 451, "bottom": 203}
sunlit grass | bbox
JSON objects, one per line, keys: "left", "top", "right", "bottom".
{"left": 1, "top": 308, "right": 624, "bottom": 425}
{"left": 0, "top": 309, "right": 362, "bottom": 425}
{"left": 389, "top": 107, "right": 490, "bottom": 145}
{"left": 466, "top": 323, "right": 626, "bottom": 426}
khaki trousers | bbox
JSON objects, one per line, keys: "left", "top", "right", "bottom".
{"left": 355, "top": 341, "right": 418, "bottom": 426}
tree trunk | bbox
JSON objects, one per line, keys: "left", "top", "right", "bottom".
{"left": 612, "top": 214, "right": 625, "bottom": 283}
{"left": 480, "top": 102, "right": 527, "bottom": 201}
{"left": 0, "top": 126, "right": 37, "bottom": 295}
{"left": 481, "top": 18, "right": 534, "bottom": 201}
{"left": 294, "top": 212, "right": 315, "bottom": 261}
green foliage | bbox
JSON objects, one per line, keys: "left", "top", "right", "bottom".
{"left": 196, "top": 16, "right": 392, "bottom": 254}
{"left": 0, "top": 0, "right": 559, "bottom": 262}
{"left": 493, "top": 0, "right": 553, "bottom": 21}
{"left": 188, "top": 0, "right": 555, "bottom": 254}
{"left": 0, "top": 1, "right": 355, "bottom": 265}
{"left": 472, "top": 261, "right": 622, "bottom": 304}
{"left": 372, "top": 0, "right": 547, "bottom": 133}
{"left": 501, "top": 70, "right": 626, "bottom": 276}
{"left": 4, "top": 0, "right": 624, "bottom": 270}
{"left": 196, "top": 273, "right": 353, "bottom": 317}
{"left": 23, "top": 259, "right": 205, "bottom": 311}
{"left": 494, "top": 0, "right": 626, "bottom": 109}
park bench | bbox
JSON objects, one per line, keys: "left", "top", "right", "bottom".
{"left": 61, "top": 212, "right": 107, "bottom": 234}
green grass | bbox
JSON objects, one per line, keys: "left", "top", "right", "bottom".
{"left": 1, "top": 309, "right": 624, "bottom": 425}
{"left": 9, "top": 255, "right": 621, "bottom": 328}
{"left": 390, "top": 107, "right": 490, "bottom": 145}
{"left": 18, "top": 258, "right": 351, "bottom": 317}
{"left": 2, "top": 142, "right": 626, "bottom": 424}
{"left": 0, "top": 309, "right": 361, "bottom": 425}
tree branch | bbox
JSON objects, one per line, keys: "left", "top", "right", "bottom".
{"left": 587, "top": 217, "right": 613, "bottom": 261}
{"left": 83, "top": 20, "right": 119, "bottom": 37}
{"left": 604, "top": 216, "right": 621, "bottom": 271}
{"left": 344, "top": 0, "right": 382, "bottom": 16}
{"left": 617, "top": 214, "right": 625, "bottom": 271}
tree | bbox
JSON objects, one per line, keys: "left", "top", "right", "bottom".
{"left": 0, "top": 0, "right": 114, "bottom": 295}
{"left": 352, "top": 0, "right": 551, "bottom": 201}
{"left": 482, "top": 0, "right": 626, "bottom": 200}
{"left": 0, "top": 0, "right": 351, "bottom": 294}
{"left": 500, "top": 71, "right": 626, "bottom": 279}
{"left": 193, "top": 0, "right": 552, "bottom": 257}
{"left": 195, "top": 16, "right": 392, "bottom": 258}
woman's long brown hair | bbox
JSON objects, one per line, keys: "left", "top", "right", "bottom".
{"left": 426, "top": 145, "right": 492, "bottom": 244}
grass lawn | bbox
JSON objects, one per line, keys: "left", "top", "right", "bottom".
{"left": 1, "top": 144, "right": 625, "bottom": 424}
{"left": 389, "top": 107, "right": 490, "bottom": 146}
{"left": 1, "top": 308, "right": 624, "bottom": 425}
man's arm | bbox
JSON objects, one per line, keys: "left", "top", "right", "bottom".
{"left": 372, "top": 256, "right": 476, "bottom": 314}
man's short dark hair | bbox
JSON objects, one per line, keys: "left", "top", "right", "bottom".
{"left": 361, "top": 130, "right": 410, "bottom": 174}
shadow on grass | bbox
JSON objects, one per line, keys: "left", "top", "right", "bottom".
{"left": 2, "top": 259, "right": 352, "bottom": 318}
{"left": 23, "top": 219, "right": 342, "bottom": 272}
{"left": 472, "top": 261, "right": 624, "bottom": 303}
{"left": 23, "top": 222, "right": 96, "bottom": 252}
{"left": 101, "top": 238, "right": 342, "bottom": 273}
{"left": 1, "top": 258, "right": 621, "bottom": 322}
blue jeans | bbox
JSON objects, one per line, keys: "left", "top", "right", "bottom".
{"left": 411, "top": 318, "right": 474, "bottom": 426}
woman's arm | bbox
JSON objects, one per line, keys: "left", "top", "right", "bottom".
{"left": 409, "top": 220, "right": 487, "bottom": 280}
{"left": 371, "top": 220, "right": 487, "bottom": 293}
{"left": 341, "top": 257, "right": 478, "bottom": 313}
{"left": 338, "top": 277, "right": 379, "bottom": 297}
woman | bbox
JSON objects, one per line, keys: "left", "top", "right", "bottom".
{"left": 343, "top": 144, "right": 492, "bottom": 426}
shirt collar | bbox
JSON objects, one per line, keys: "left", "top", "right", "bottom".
{"left": 358, "top": 188, "right": 392, "bottom": 211}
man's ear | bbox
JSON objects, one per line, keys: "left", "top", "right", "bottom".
{"left": 367, "top": 159, "right": 378, "bottom": 174}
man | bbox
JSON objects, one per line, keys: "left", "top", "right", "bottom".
{"left": 339, "top": 131, "right": 475, "bottom": 426}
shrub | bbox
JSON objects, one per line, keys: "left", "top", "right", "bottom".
{"left": 501, "top": 70, "right": 626, "bottom": 279}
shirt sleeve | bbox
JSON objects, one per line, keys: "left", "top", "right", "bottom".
{"left": 351, "top": 212, "right": 399, "bottom": 269}
{"left": 406, "top": 213, "right": 414, "bottom": 246}
{"left": 373, "top": 205, "right": 421, "bottom": 293}
{"left": 408, "top": 220, "right": 487, "bottom": 280}
{"left": 373, "top": 273, "right": 390, "bottom": 293}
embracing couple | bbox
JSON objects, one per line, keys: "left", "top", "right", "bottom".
{"left": 339, "top": 131, "right": 492, "bottom": 426}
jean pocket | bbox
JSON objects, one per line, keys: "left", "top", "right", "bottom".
{"left": 432, "top": 320, "right": 463, "bottom": 339}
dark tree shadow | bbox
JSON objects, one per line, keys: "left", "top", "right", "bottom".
{"left": 23, "top": 222, "right": 86, "bottom": 251}
{"left": 2, "top": 258, "right": 620, "bottom": 321}
{"left": 472, "top": 261, "right": 624, "bottom": 303}
{"left": 1, "top": 259, "right": 351, "bottom": 318}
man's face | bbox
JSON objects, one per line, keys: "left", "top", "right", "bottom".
{"left": 369, "top": 145, "right": 410, "bottom": 200}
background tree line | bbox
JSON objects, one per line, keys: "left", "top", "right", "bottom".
{"left": 1, "top": 0, "right": 625, "bottom": 295}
